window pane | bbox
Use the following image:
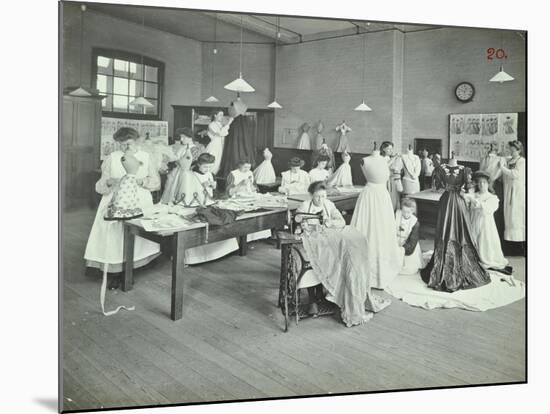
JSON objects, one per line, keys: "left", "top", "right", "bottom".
{"left": 145, "top": 99, "right": 158, "bottom": 115}
{"left": 113, "top": 77, "right": 129, "bottom": 95}
{"left": 129, "top": 62, "right": 143, "bottom": 80}
{"left": 96, "top": 74, "right": 109, "bottom": 94}
{"left": 102, "top": 95, "right": 113, "bottom": 111}
{"left": 144, "top": 82, "right": 158, "bottom": 99}
{"left": 128, "top": 79, "right": 143, "bottom": 97}
{"left": 145, "top": 65, "right": 158, "bottom": 82}
{"left": 113, "top": 59, "right": 129, "bottom": 77}
{"left": 113, "top": 95, "right": 129, "bottom": 112}
{"left": 97, "top": 56, "right": 113, "bottom": 75}
{"left": 129, "top": 101, "right": 145, "bottom": 114}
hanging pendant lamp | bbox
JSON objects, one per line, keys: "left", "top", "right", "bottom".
{"left": 489, "top": 32, "right": 515, "bottom": 83}
{"left": 224, "top": 16, "right": 255, "bottom": 93}
{"left": 267, "top": 17, "right": 283, "bottom": 109}
{"left": 205, "top": 14, "right": 220, "bottom": 103}
{"left": 354, "top": 29, "right": 372, "bottom": 112}
{"left": 129, "top": 15, "right": 154, "bottom": 109}
{"left": 69, "top": 5, "right": 92, "bottom": 97}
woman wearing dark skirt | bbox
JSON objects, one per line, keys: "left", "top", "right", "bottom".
{"left": 420, "top": 156, "right": 491, "bottom": 292}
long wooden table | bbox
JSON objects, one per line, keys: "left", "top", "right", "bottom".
{"left": 122, "top": 190, "right": 361, "bottom": 321}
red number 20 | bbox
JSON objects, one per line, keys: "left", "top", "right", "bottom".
{"left": 487, "top": 48, "right": 508, "bottom": 60}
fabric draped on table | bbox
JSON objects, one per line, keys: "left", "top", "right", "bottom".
{"left": 421, "top": 165, "right": 491, "bottom": 292}
{"left": 301, "top": 227, "right": 389, "bottom": 327}
{"left": 219, "top": 115, "right": 257, "bottom": 180}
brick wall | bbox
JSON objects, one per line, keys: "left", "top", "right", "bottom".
{"left": 402, "top": 27, "right": 526, "bottom": 156}
{"left": 62, "top": 3, "right": 203, "bottom": 133}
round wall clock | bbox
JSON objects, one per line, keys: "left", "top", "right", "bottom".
{"left": 455, "top": 82, "right": 475, "bottom": 103}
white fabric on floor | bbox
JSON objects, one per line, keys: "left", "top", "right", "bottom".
{"left": 386, "top": 271, "right": 525, "bottom": 311}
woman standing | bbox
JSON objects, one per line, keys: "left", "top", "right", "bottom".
{"left": 466, "top": 171, "right": 509, "bottom": 271}
{"left": 380, "top": 141, "right": 403, "bottom": 211}
{"left": 84, "top": 128, "right": 160, "bottom": 276}
{"left": 206, "top": 109, "right": 234, "bottom": 175}
{"left": 350, "top": 147, "right": 402, "bottom": 289}
{"left": 297, "top": 181, "right": 391, "bottom": 326}
{"left": 420, "top": 156, "right": 490, "bottom": 292}
{"left": 499, "top": 141, "right": 526, "bottom": 243}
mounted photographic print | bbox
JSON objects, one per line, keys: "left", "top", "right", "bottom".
{"left": 60, "top": 1, "right": 527, "bottom": 413}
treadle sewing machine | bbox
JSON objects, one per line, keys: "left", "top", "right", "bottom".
{"left": 276, "top": 211, "right": 338, "bottom": 332}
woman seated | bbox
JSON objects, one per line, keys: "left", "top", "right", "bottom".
{"left": 295, "top": 181, "right": 391, "bottom": 327}
{"left": 395, "top": 198, "right": 423, "bottom": 275}
{"left": 465, "top": 171, "right": 510, "bottom": 273}
{"left": 226, "top": 159, "right": 256, "bottom": 196}
{"left": 308, "top": 154, "right": 331, "bottom": 183}
{"left": 279, "top": 157, "right": 311, "bottom": 195}
{"left": 226, "top": 158, "right": 272, "bottom": 242}
{"left": 192, "top": 153, "right": 217, "bottom": 201}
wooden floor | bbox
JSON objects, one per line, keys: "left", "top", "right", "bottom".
{"left": 61, "top": 207, "right": 526, "bottom": 412}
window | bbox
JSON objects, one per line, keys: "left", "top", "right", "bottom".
{"left": 92, "top": 48, "right": 164, "bottom": 119}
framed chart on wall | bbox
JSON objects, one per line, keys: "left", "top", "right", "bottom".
{"left": 449, "top": 113, "right": 520, "bottom": 162}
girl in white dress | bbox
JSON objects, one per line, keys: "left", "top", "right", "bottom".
{"left": 184, "top": 153, "right": 239, "bottom": 264}
{"left": 327, "top": 151, "right": 353, "bottom": 187}
{"left": 466, "top": 171, "right": 509, "bottom": 271}
{"left": 297, "top": 123, "right": 311, "bottom": 150}
{"left": 206, "top": 109, "right": 234, "bottom": 175}
{"left": 253, "top": 148, "right": 276, "bottom": 185}
{"left": 279, "top": 157, "right": 311, "bottom": 195}
{"left": 350, "top": 148, "right": 402, "bottom": 289}
{"left": 308, "top": 155, "right": 330, "bottom": 183}
{"left": 84, "top": 128, "right": 161, "bottom": 276}
{"left": 499, "top": 141, "right": 526, "bottom": 242}
{"left": 395, "top": 198, "right": 422, "bottom": 275}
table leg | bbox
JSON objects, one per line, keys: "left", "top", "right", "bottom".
{"left": 171, "top": 233, "right": 185, "bottom": 321}
{"left": 122, "top": 225, "right": 135, "bottom": 292}
{"left": 238, "top": 235, "right": 248, "bottom": 256}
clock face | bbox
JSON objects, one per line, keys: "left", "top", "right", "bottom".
{"left": 455, "top": 82, "right": 475, "bottom": 102}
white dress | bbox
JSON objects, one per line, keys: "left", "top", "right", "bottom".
{"left": 309, "top": 167, "right": 330, "bottom": 183}
{"left": 350, "top": 151, "right": 402, "bottom": 289}
{"left": 253, "top": 151, "right": 276, "bottom": 185}
{"left": 401, "top": 152, "right": 421, "bottom": 195}
{"left": 395, "top": 210, "right": 422, "bottom": 275}
{"left": 183, "top": 170, "right": 240, "bottom": 265}
{"left": 206, "top": 120, "right": 231, "bottom": 175}
{"left": 501, "top": 156, "right": 525, "bottom": 241}
{"left": 297, "top": 132, "right": 311, "bottom": 150}
{"left": 468, "top": 192, "right": 508, "bottom": 269}
{"left": 279, "top": 169, "right": 311, "bottom": 195}
{"left": 327, "top": 157, "right": 353, "bottom": 187}
{"left": 84, "top": 150, "right": 161, "bottom": 272}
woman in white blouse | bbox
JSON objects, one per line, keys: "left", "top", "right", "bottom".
{"left": 309, "top": 154, "right": 331, "bottom": 183}
{"left": 84, "top": 128, "right": 161, "bottom": 285}
{"left": 499, "top": 141, "right": 526, "bottom": 243}
{"left": 206, "top": 109, "right": 234, "bottom": 175}
{"left": 279, "top": 157, "right": 311, "bottom": 195}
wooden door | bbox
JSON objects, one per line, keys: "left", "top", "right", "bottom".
{"left": 62, "top": 95, "right": 102, "bottom": 209}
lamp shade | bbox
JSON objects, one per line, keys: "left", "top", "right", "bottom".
{"left": 224, "top": 74, "right": 255, "bottom": 92}
{"left": 489, "top": 67, "right": 515, "bottom": 83}
{"left": 228, "top": 98, "right": 248, "bottom": 118}
{"left": 129, "top": 96, "right": 154, "bottom": 107}
{"left": 354, "top": 101, "right": 372, "bottom": 112}
{"left": 205, "top": 96, "right": 220, "bottom": 103}
{"left": 69, "top": 87, "right": 93, "bottom": 97}
{"left": 267, "top": 100, "right": 282, "bottom": 109}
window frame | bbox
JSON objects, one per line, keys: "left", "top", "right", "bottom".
{"left": 92, "top": 48, "right": 165, "bottom": 120}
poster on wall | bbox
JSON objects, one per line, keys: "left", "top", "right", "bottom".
{"left": 449, "top": 113, "right": 518, "bottom": 162}
{"left": 100, "top": 117, "right": 169, "bottom": 160}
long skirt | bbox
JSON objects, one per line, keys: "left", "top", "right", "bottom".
{"left": 350, "top": 182, "right": 402, "bottom": 289}
{"left": 84, "top": 189, "right": 160, "bottom": 273}
{"left": 420, "top": 191, "right": 490, "bottom": 292}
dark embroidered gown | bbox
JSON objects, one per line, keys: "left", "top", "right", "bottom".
{"left": 420, "top": 164, "right": 491, "bottom": 292}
